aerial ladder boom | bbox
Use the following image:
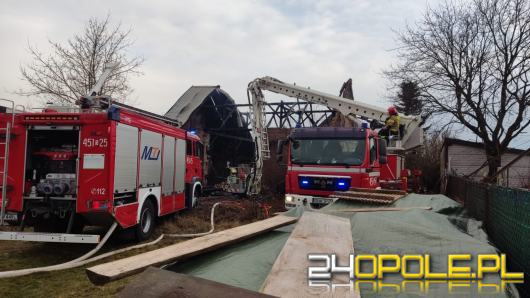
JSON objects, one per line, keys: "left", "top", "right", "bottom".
{"left": 249, "top": 76, "right": 423, "bottom": 149}
{"left": 247, "top": 76, "right": 424, "bottom": 193}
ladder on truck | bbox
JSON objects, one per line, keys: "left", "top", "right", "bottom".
{"left": 0, "top": 99, "right": 15, "bottom": 226}
{"left": 247, "top": 83, "right": 271, "bottom": 195}
{"left": 246, "top": 76, "right": 424, "bottom": 195}
{"left": 257, "top": 103, "right": 271, "bottom": 160}
{"left": 248, "top": 77, "right": 423, "bottom": 150}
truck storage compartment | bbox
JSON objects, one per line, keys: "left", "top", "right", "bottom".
{"left": 22, "top": 126, "right": 80, "bottom": 232}
{"left": 25, "top": 127, "right": 79, "bottom": 197}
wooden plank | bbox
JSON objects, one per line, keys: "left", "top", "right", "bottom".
{"left": 349, "top": 187, "right": 406, "bottom": 195}
{"left": 332, "top": 190, "right": 405, "bottom": 205}
{"left": 118, "top": 267, "right": 276, "bottom": 298}
{"left": 86, "top": 215, "right": 297, "bottom": 285}
{"left": 331, "top": 206, "right": 432, "bottom": 212}
{"left": 334, "top": 191, "right": 405, "bottom": 200}
{"left": 260, "top": 212, "right": 360, "bottom": 298}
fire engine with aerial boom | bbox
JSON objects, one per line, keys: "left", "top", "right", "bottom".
{"left": 247, "top": 76, "right": 423, "bottom": 209}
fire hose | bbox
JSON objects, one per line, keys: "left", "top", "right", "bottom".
{"left": 0, "top": 202, "right": 235, "bottom": 279}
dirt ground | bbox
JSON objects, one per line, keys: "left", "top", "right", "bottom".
{"left": 0, "top": 196, "right": 285, "bottom": 298}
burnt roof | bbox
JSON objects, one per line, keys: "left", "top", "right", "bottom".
{"left": 290, "top": 127, "right": 367, "bottom": 139}
{"left": 165, "top": 85, "right": 255, "bottom": 184}
{"left": 166, "top": 86, "right": 223, "bottom": 125}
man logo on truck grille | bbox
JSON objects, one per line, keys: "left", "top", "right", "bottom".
{"left": 141, "top": 146, "right": 161, "bottom": 160}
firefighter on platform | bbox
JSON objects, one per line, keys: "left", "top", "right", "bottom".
{"left": 379, "top": 106, "right": 400, "bottom": 139}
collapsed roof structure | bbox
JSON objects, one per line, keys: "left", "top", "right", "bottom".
{"left": 165, "top": 86, "right": 255, "bottom": 186}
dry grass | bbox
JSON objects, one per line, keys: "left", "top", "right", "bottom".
{"left": 0, "top": 196, "right": 285, "bottom": 297}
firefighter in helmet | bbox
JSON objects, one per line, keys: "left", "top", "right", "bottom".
{"left": 379, "top": 106, "right": 400, "bottom": 139}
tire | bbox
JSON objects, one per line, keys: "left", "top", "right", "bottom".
{"left": 135, "top": 199, "right": 155, "bottom": 241}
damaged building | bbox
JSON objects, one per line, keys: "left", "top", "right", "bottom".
{"left": 164, "top": 80, "right": 357, "bottom": 195}
{"left": 165, "top": 86, "right": 255, "bottom": 192}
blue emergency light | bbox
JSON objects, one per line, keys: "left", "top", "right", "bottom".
{"left": 335, "top": 179, "right": 350, "bottom": 191}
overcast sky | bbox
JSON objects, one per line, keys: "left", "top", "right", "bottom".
{"left": 0, "top": 0, "right": 434, "bottom": 109}
{"left": 2, "top": 0, "right": 530, "bottom": 148}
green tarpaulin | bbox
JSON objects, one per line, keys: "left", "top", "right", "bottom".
{"left": 168, "top": 194, "right": 520, "bottom": 297}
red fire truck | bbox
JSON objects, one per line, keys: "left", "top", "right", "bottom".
{"left": 247, "top": 77, "right": 424, "bottom": 209}
{"left": 278, "top": 126, "right": 407, "bottom": 209}
{"left": 0, "top": 99, "right": 204, "bottom": 242}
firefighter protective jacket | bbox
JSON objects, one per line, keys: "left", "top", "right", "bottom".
{"left": 385, "top": 115, "right": 400, "bottom": 133}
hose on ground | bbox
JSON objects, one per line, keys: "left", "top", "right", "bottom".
{"left": 0, "top": 202, "right": 229, "bottom": 279}
{"left": 0, "top": 222, "right": 119, "bottom": 278}
{"left": 166, "top": 202, "right": 241, "bottom": 237}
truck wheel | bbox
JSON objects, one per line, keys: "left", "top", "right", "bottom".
{"left": 135, "top": 200, "right": 155, "bottom": 241}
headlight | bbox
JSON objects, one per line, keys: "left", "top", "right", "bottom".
{"left": 285, "top": 195, "right": 293, "bottom": 202}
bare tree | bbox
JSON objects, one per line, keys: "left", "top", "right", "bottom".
{"left": 20, "top": 15, "right": 143, "bottom": 104}
{"left": 387, "top": 0, "right": 530, "bottom": 179}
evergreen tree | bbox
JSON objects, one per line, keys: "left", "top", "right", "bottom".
{"left": 394, "top": 81, "right": 422, "bottom": 116}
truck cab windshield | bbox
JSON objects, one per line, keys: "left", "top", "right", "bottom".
{"left": 290, "top": 138, "right": 365, "bottom": 166}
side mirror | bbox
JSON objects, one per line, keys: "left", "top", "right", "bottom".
{"left": 378, "top": 139, "right": 387, "bottom": 164}
{"left": 276, "top": 139, "right": 286, "bottom": 162}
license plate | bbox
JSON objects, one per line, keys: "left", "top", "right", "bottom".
{"left": 2, "top": 213, "right": 17, "bottom": 221}
{"left": 314, "top": 198, "right": 332, "bottom": 204}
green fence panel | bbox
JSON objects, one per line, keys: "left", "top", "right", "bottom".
{"left": 465, "top": 180, "right": 489, "bottom": 221}
{"left": 445, "top": 175, "right": 529, "bottom": 295}
{"left": 487, "top": 186, "right": 530, "bottom": 280}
